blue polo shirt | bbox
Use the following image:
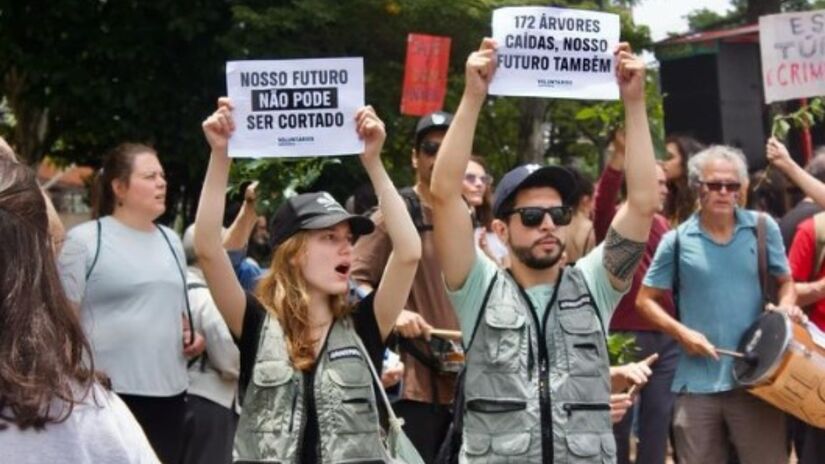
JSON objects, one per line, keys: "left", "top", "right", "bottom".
{"left": 643, "top": 209, "right": 790, "bottom": 393}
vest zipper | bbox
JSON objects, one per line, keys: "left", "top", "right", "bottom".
{"left": 512, "top": 268, "right": 563, "bottom": 464}
{"left": 288, "top": 377, "right": 299, "bottom": 432}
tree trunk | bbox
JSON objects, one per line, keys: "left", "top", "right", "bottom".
{"left": 4, "top": 68, "right": 51, "bottom": 166}
{"left": 517, "top": 98, "right": 549, "bottom": 164}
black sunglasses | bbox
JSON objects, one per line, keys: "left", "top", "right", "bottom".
{"left": 505, "top": 206, "right": 573, "bottom": 227}
{"left": 701, "top": 181, "right": 741, "bottom": 193}
{"left": 419, "top": 140, "right": 440, "bottom": 156}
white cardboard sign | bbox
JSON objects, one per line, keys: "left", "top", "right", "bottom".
{"left": 760, "top": 10, "right": 825, "bottom": 103}
{"left": 226, "top": 58, "right": 365, "bottom": 158}
{"left": 489, "top": 6, "right": 620, "bottom": 100}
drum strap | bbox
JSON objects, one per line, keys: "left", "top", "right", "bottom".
{"left": 673, "top": 229, "right": 681, "bottom": 321}
{"left": 756, "top": 213, "right": 777, "bottom": 306}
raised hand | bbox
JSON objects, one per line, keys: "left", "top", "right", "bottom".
{"left": 464, "top": 38, "right": 497, "bottom": 100}
{"left": 765, "top": 137, "right": 796, "bottom": 173}
{"left": 355, "top": 105, "right": 386, "bottom": 168}
{"left": 202, "top": 97, "right": 235, "bottom": 155}
{"left": 614, "top": 43, "right": 645, "bottom": 103}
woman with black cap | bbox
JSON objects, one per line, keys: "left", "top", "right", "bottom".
{"left": 193, "top": 98, "right": 421, "bottom": 463}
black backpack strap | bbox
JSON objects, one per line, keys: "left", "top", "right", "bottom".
{"left": 85, "top": 219, "right": 102, "bottom": 281}
{"left": 399, "top": 186, "right": 432, "bottom": 233}
{"left": 156, "top": 225, "right": 195, "bottom": 346}
{"left": 434, "top": 367, "right": 466, "bottom": 464}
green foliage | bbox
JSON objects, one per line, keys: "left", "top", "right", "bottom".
{"left": 771, "top": 97, "right": 825, "bottom": 140}
{"left": 607, "top": 332, "right": 639, "bottom": 366}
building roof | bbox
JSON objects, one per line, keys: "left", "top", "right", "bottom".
{"left": 654, "top": 23, "right": 759, "bottom": 62}
{"left": 37, "top": 157, "right": 94, "bottom": 190}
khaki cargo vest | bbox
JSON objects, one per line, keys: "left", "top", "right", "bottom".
{"left": 461, "top": 267, "right": 616, "bottom": 463}
{"left": 233, "top": 315, "right": 391, "bottom": 463}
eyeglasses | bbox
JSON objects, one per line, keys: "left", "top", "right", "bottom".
{"left": 464, "top": 173, "right": 493, "bottom": 186}
{"left": 419, "top": 140, "right": 440, "bottom": 156}
{"left": 504, "top": 206, "right": 573, "bottom": 227}
{"left": 700, "top": 181, "right": 741, "bottom": 193}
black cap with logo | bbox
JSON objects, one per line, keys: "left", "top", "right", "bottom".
{"left": 414, "top": 111, "right": 453, "bottom": 149}
{"left": 269, "top": 192, "right": 375, "bottom": 247}
{"left": 492, "top": 164, "right": 577, "bottom": 218}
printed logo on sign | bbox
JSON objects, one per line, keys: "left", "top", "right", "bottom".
{"left": 538, "top": 78, "right": 573, "bottom": 88}
{"left": 277, "top": 136, "right": 315, "bottom": 147}
{"left": 559, "top": 295, "right": 592, "bottom": 310}
{"left": 328, "top": 346, "right": 363, "bottom": 362}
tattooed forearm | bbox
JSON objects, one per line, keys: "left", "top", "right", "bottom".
{"left": 603, "top": 227, "right": 645, "bottom": 281}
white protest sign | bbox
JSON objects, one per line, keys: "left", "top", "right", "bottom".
{"left": 489, "top": 7, "right": 620, "bottom": 100}
{"left": 760, "top": 10, "right": 825, "bottom": 103}
{"left": 226, "top": 58, "right": 364, "bottom": 158}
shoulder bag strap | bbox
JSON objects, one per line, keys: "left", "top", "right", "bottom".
{"left": 156, "top": 225, "right": 195, "bottom": 346}
{"left": 672, "top": 228, "right": 681, "bottom": 321}
{"left": 85, "top": 219, "right": 102, "bottom": 281}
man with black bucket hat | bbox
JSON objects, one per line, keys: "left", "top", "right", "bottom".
{"left": 351, "top": 109, "right": 461, "bottom": 463}
{"left": 430, "top": 39, "right": 660, "bottom": 463}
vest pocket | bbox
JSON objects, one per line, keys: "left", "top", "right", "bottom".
{"left": 483, "top": 305, "right": 526, "bottom": 372}
{"left": 326, "top": 366, "right": 379, "bottom": 434}
{"left": 464, "top": 431, "right": 531, "bottom": 457}
{"left": 249, "top": 360, "right": 294, "bottom": 433}
{"left": 562, "top": 402, "right": 612, "bottom": 433}
{"left": 559, "top": 311, "right": 603, "bottom": 377}
{"left": 565, "top": 432, "right": 616, "bottom": 463}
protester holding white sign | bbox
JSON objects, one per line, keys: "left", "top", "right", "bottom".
{"left": 760, "top": 9, "right": 825, "bottom": 103}
{"left": 490, "top": 6, "right": 621, "bottom": 100}
{"left": 226, "top": 58, "right": 365, "bottom": 158}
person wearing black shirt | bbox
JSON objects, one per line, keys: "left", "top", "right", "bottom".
{"left": 194, "top": 99, "right": 421, "bottom": 463}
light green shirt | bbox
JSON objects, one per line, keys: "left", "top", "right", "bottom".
{"left": 448, "top": 244, "right": 625, "bottom": 345}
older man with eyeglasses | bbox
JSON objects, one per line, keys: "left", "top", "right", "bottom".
{"left": 637, "top": 145, "right": 805, "bottom": 464}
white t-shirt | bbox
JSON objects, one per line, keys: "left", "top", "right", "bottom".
{"left": 58, "top": 216, "right": 188, "bottom": 396}
{"left": 0, "top": 384, "right": 159, "bottom": 463}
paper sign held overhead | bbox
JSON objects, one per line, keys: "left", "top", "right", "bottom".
{"left": 760, "top": 10, "right": 825, "bottom": 103}
{"left": 489, "top": 6, "right": 621, "bottom": 100}
{"left": 401, "top": 33, "right": 452, "bottom": 116}
{"left": 226, "top": 58, "right": 365, "bottom": 158}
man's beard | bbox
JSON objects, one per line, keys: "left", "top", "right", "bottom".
{"left": 510, "top": 236, "right": 565, "bottom": 270}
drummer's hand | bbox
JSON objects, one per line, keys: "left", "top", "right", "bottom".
{"left": 678, "top": 327, "right": 719, "bottom": 360}
{"left": 395, "top": 309, "right": 433, "bottom": 341}
{"left": 767, "top": 303, "right": 808, "bottom": 325}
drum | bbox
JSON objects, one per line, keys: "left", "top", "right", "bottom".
{"left": 733, "top": 311, "right": 825, "bottom": 428}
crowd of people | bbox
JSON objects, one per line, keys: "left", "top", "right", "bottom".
{"left": 2, "top": 38, "right": 825, "bottom": 464}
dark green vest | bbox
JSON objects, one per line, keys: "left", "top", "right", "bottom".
{"left": 461, "top": 267, "right": 616, "bottom": 463}
{"left": 233, "top": 315, "right": 391, "bottom": 463}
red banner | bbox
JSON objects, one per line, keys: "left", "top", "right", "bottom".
{"left": 400, "top": 33, "right": 451, "bottom": 116}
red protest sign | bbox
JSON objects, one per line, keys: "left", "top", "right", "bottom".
{"left": 401, "top": 33, "right": 451, "bottom": 116}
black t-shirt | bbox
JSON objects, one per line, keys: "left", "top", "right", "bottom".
{"left": 236, "top": 292, "right": 385, "bottom": 463}
{"left": 779, "top": 200, "right": 823, "bottom": 250}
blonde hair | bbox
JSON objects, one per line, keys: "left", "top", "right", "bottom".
{"left": 255, "top": 231, "right": 350, "bottom": 371}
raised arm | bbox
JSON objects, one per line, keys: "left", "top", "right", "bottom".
{"left": 767, "top": 137, "right": 825, "bottom": 207}
{"left": 431, "top": 38, "right": 497, "bottom": 290}
{"left": 194, "top": 98, "right": 247, "bottom": 338}
{"left": 223, "top": 181, "right": 259, "bottom": 251}
{"left": 356, "top": 106, "right": 422, "bottom": 341}
{"left": 592, "top": 144, "right": 625, "bottom": 243}
{"left": 602, "top": 44, "right": 659, "bottom": 291}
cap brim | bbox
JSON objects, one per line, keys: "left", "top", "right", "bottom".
{"left": 494, "top": 165, "right": 577, "bottom": 217}
{"left": 301, "top": 213, "right": 375, "bottom": 236}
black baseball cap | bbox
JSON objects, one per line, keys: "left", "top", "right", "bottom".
{"left": 415, "top": 111, "right": 453, "bottom": 148}
{"left": 269, "top": 192, "right": 375, "bottom": 247}
{"left": 493, "top": 164, "right": 577, "bottom": 218}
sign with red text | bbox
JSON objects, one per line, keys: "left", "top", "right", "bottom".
{"left": 226, "top": 58, "right": 364, "bottom": 158}
{"left": 489, "top": 6, "right": 620, "bottom": 100}
{"left": 760, "top": 10, "right": 825, "bottom": 103}
{"left": 401, "top": 34, "right": 451, "bottom": 116}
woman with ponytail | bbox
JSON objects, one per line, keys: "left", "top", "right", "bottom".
{"left": 194, "top": 98, "right": 421, "bottom": 463}
{"left": 57, "top": 143, "right": 204, "bottom": 463}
